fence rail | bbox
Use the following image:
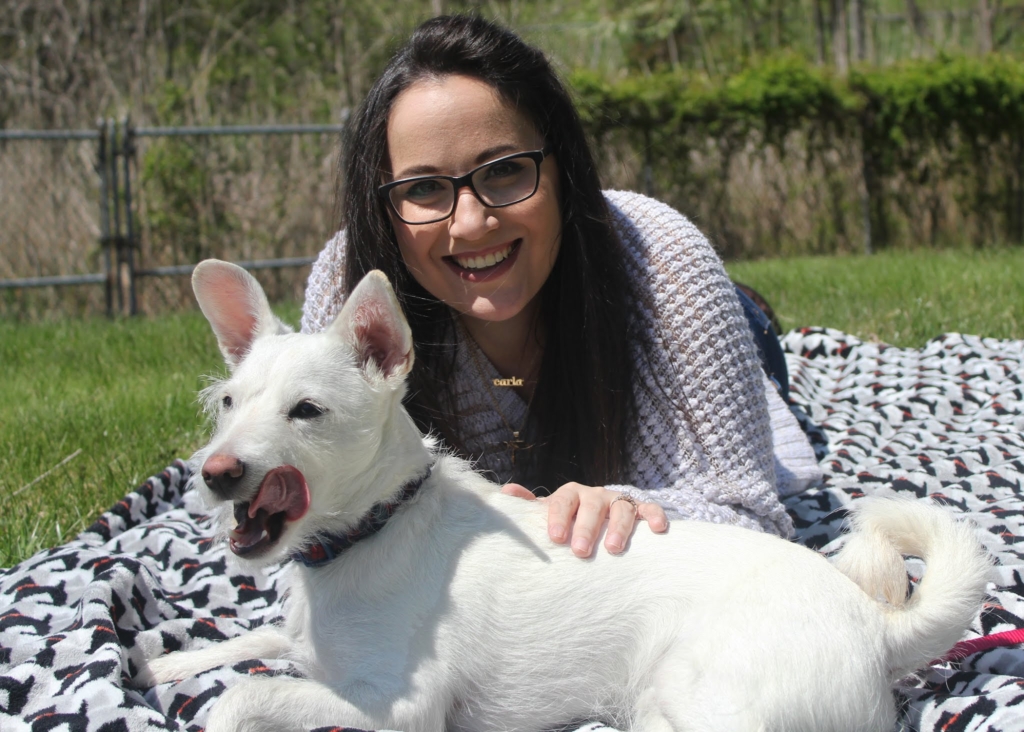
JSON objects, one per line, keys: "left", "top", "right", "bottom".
{"left": 0, "top": 273, "right": 108, "bottom": 290}
{"left": 133, "top": 124, "right": 348, "bottom": 138}
{"left": 0, "top": 130, "right": 100, "bottom": 141}
{"left": 135, "top": 256, "right": 318, "bottom": 279}
{"left": 1, "top": 117, "right": 346, "bottom": 316}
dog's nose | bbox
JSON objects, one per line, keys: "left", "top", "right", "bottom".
{"left": 202, "top": 454, "right": 246, "bottom": 499}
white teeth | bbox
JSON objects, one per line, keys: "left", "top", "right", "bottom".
{"left": 454, "top": 243, "right": 514, "bottom": 270}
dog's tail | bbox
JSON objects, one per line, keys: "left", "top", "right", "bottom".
{"left": 831, "top": 498, "right": 993, "bottom": 678}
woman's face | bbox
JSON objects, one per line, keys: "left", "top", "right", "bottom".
{"left": 385, "top": 74, "right": 562, "bottom": 326}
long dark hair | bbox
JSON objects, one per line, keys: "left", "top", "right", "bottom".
{"left": 340, "top": 14, "right": 637, "bottom": 491}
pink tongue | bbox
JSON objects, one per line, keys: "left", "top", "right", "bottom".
{"left": 249, "top": 466, "right": 310, "bottom": 521}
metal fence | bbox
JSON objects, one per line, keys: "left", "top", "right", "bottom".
{"left": 0, "top": 118, "right": 347, "bottom": 317}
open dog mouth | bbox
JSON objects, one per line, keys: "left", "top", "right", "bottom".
{"left": 229, "top": 465, "right": 310, "bottom": 557}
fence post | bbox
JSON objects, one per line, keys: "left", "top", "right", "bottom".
{"left": 122, "top": 115, "right": 138, "bottom": 315}
{"left": 96, "top": 118, "right": 114, "bottom": 317}
{"left": 108, "top": 118, "right": 126, "bottom": 315}
{"left": 99, "top": 117, "right": 140, "bottom": 316}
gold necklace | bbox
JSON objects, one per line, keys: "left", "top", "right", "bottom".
{"left": 462, "top": 326, "right": 539, "bottom": 468}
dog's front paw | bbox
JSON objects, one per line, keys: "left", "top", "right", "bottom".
{"left": 138, "top": 649, "right": 219, "bottom": 686}
{"left": 204, "top": 682, "right": 286, "bottom": 732}
{"left": 133, "top": 662, "right": 158, "bottom": 689}
{"left": 138, "top": 652, "right": 185, "bottom": 686}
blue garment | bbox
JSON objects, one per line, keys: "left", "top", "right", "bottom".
{"left": 736, "top": 286, "right": 789, "bottom": 401}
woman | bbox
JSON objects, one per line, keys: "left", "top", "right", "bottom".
{"left": 302, "top": 14, "right": 821, "bottom": 556}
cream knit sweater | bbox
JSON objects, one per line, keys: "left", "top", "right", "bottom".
{"left": 302, "top": 190, "right": 820, "bottom": 537}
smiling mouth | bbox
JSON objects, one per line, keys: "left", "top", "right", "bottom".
{"left": 448, "top": 240, "right": 520, "bottom": 272}
{"left": 229, "top": 466, "right": 310, "bottom": 557}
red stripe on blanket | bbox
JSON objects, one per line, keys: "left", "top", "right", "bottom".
{"left": 943, "top": 629, "right": 1024, "bottom": 662}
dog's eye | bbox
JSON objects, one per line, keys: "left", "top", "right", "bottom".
{"left": 289, "top": 400, "right": 325, "bottom": 420}
{"left": 222, "top": 395, "right": 233, "bottom": 409}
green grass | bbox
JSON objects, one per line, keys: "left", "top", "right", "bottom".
{"left": 2, "top": 248, "right": 1022, "bottom": 567}
{"left": 0, "top": 303, "right": 302, "bottom": 568}
{"left": 726, "top": 248, "right": 1024, "bottom": 347}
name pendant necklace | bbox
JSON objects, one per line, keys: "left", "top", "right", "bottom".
{"left": 465, "top": 331, "right": 538, "bottom": 468}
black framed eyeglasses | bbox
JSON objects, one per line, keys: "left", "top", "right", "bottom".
{"left": 379, "top": 148, "right": 550, "bottom": 225}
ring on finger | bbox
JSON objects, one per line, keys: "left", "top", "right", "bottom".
{"left": 611, "top": 492, "right": 640, "bottom": 519}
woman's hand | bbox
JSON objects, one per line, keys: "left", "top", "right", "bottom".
{"left": 500, "top": 482, "right": 668, "bottom": 557}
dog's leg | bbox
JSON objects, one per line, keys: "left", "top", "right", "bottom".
{"left": 632, "top": 686, "right": 765, "bottom": 732}
{"left": 205, "top": 677, "right": 445, "bottom": 732}
{"left": 630, "top": 685, "right": 677, "bottom": 732}
{"left": 631, "top": 652, "right": 767, "bottom": 732}
{"left": 140, "top": 626, "right": 292, "bottom": 686}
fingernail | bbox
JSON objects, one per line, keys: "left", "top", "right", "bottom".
{"left": 572, "top": 538, "right": 590, "bottom": 556}
{"left": 606, "top": 534, "right": 623, "bottom": 553}
{"left": 550, "top": 525, "right": 566, "bottom": 542}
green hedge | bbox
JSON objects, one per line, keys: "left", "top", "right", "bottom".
{"left": 574, "top": 56, "right": 856, "bottom": 142}
{"left": 571, "top": 54, "right": 1024, "bottom": 252}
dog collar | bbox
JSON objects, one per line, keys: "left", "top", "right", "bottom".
{"left": 290, "top": 466, "right": 432, "bottom": 568}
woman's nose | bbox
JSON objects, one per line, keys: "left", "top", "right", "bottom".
{"left": 448, "top": 186, "right": 497, "bottom": 240}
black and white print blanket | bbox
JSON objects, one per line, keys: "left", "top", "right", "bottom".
{"left": 2, "top": 327, "right": 1023, "bottom": 732}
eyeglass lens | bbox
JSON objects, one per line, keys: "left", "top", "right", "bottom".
{"left": 388, "top": 153, "right": 541, "bottom": 224}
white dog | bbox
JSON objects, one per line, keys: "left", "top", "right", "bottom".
{"left": 141, "top": 259, "right": 992, "bottom": 732}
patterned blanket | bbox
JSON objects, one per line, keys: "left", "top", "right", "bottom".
{"left": 2, "top": 327, "right": 1023, "bottom": 732}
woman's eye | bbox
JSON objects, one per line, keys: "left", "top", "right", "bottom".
{"left": 484, "top": 160, "right": 524, "bottom": 180}
{"left": 404, "top": 179, "right": 445, "bottom": 201}
{"left": 222, "top": 395, "right": 233, "bottom": 409}
{"left": 289, "top": 400, "right": 326, "bottom": 420}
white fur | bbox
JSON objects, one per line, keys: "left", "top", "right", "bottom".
{"left": 140, "top": 260, "right": 994, "bottom": 732}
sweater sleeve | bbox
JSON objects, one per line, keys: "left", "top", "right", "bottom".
{"left": 300, "top": 230, "right": 347, "bottom": 335}
{"left": 603, "top": 190, "right": 794, "bottom": 537}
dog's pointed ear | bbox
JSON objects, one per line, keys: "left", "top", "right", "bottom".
{"left": 192, "top": 259, "right": 292, "bottom": 368}
{"left": 329, "top": 270, "right": 414, "bottom": 379}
